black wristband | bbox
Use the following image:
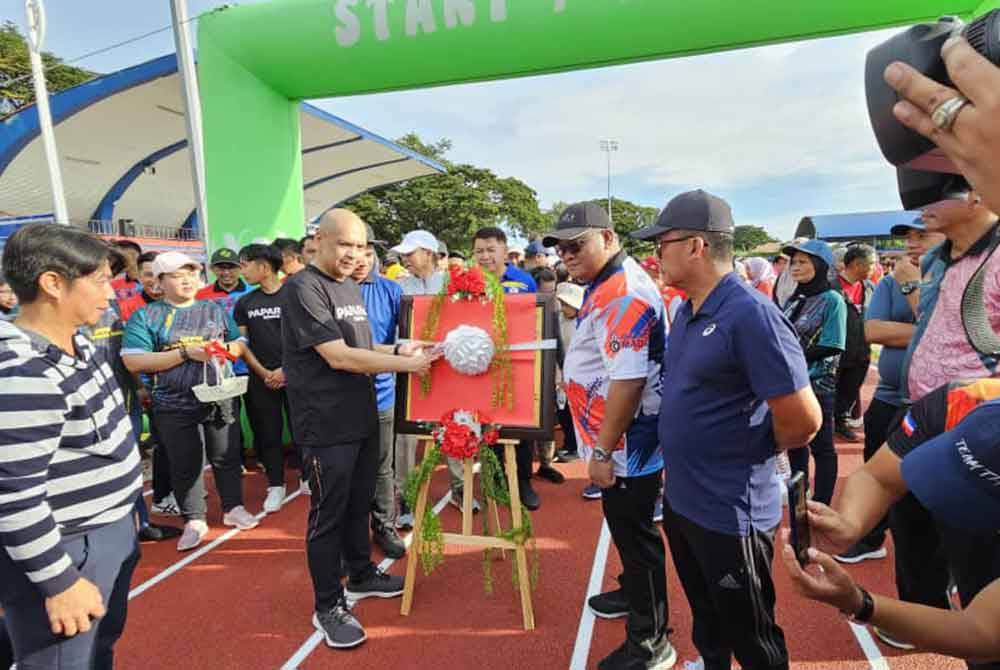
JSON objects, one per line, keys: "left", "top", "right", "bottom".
{"left": 179, "top": 345, "right": 189, "bottom": 362}
{"left": 393, "top": 343, "right": 402, "bottom": 356}
{"left": 847, "top": 587, "right": 875, "bottom": 623}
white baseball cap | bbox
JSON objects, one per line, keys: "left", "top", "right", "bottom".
{"left": 556, "top": 282, "right": 584, "bottom": 311}
{"left": 391, "top": 230, "right": 439, "bottom": 255}
{"left": 152, "top": 251, "right": 202, "bottom": 277}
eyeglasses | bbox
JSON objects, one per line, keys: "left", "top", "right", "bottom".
{"left": 555, "top": 234, "right": 594, "bottom": 257}
{"left": 656, "top": 235, "right": 696, "bottom": 255}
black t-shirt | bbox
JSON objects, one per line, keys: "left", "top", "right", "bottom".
{"left": 234, "top": 286, "right": 286, "bottom": 370}
{"left": 281, "top": 265, "right": 376, "bottom": 446}
{"left": 887, "top": 378, "right": 1000, "bottom": 458}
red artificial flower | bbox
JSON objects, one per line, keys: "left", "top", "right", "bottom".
{"left": 463, "top": 267, "right": 486, "bottom": 295}
{"left": 482, "top": 428, "right": 500, "bottom": 445}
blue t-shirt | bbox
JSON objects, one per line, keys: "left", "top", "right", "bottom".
{"left": 122, "top": 300, "right": 242, "bottom": 412}
{"left": 660, "top": 274, "right": 810, "bottom": 536}
{"left": 866, "top": 276, "right": 915, "bottom": 407}
{"left": 500, "top": 264, "right": 537, "bottom": 294}
{"left": 782, "top": 289, "right": 846, "bottom": 395}
{"left": 359, "top": 272, "right": 402, "bottom": 412}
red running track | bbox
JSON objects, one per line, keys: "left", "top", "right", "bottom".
{"left": 118, "top": 378, "right": 968, "bottom": 669}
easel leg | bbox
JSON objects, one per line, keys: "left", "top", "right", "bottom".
{"left": 486, "top": 498, "right": 506, "bottom": 561}
{"left": 504, "top": 443, "right": 536, "bottom": 630}
{"left": 401, "top": 440, "right": 433, "bottom": 616}
{"left": 462, "top": 459, "right": 474, "bottom": 536}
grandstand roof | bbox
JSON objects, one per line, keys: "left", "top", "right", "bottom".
{"left": 0, "top": 54, "right": 444, "bottom": 236}
{"left": 795, "top": 210, "right": 922, "bottom": 241}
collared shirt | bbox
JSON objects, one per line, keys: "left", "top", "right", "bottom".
{"left": 397, "top": 270, "right": 446, "bottom": 296}
{"left": 866, "top": 276, "right": 916, "bottom": 407}
{"left": 359, "top": 271, "right": 402, "bottom": 411}
{"left": 660, "top": 273, "right": 810, "bottom": 536}
{"left": 499, "top": 264, "right": 537, "bottom": 294}
{"left": 563, "top": 252, "right": 665, "bottom": 478}
{"left": 903, "top": 224, "right": 1000, "bottom": 402}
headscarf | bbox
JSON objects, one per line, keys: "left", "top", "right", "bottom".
{"left": 744, "top": 257, "right": 776, "bottom": 288}
{"left": 792, "top": 253, "right": 831, "bottom": 299}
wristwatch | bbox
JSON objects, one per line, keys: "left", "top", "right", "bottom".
{"left": 844, "top": 586, "right": 875, "bottom": 623}
{"left": 592, "top": 447, "right": 612, "bottom": 463}
{"left": 900, "top": 281, "right": 920, "bottom": 295}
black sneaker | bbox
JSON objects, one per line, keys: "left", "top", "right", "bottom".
{"left": 555, "top": 449, "right": 580, "bottom": 463}
{"left": 519, "top": 478, "right": 541, "bottom": 510}
{"left": 597, "top": 633, "right": 677, "bottom": 670}
{"left": 373, "top": 525, "right": 406, "bottom": 560}
{"left": 138, "top": 523, "right": 182, "bottom": 542}
{"left": 834, "top": 542, "right": 887, "bottom": 564}
{"left": 312, "top": 600, "right": 366, "bottom": 649}
{"left": 835, "top": 422, "right": 859, "bottom": 442}
{"left": 345, "top": 566, "right": 405, "bottom": 601}
{"left": 536, "top": 465, "right": 566, "bottom": 484}
{"left": 588, "top": 586, "right": 628, "bottom": 619}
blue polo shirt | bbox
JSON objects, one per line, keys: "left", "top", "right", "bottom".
{"left": 866, "top": 276, "right": 915, "bottom": 407}
{"left": 359, "top": 271, "right": 402, "bottom": 411}
{"left": 660, "top": 274, "right": 810, "bottom": 536}
{"left": 500, "top": 264, "right": 537, "bottom": 294}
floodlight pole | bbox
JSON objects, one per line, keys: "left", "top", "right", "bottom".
{"left": 170, "top": 0, "right": 211, "bottom": 251}
{"left": 24, "top": 0, "right": 69, "bottom": 225}
{"left": 599, "top": 139, "right": 619, "bottom": 223}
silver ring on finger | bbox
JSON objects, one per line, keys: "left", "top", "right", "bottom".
{"left": 930, "top": 94, "right": 971, "bottom": 131}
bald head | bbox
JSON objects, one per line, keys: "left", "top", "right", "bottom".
{"left": 315, "top": 208, "right": 368, "bottom": 280}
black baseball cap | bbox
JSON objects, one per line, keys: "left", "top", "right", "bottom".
{"left": 210, "top": 247, "right": 240, "bottom": 267}
{"left": 631, "top": 190, "right": 734, "bottom": 241}
{"left": 542, "top": 202, "right": 612, "bottom": 247}
{"left": 365, "top": 223, "right": 386, "bottom": 247}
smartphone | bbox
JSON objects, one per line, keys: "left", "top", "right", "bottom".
{"left": 787, "top": 472, "right": 811, "bottom": 567}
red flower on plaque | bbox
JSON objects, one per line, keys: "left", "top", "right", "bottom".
{"left": 435, "top": 409, "right": 500, "bottom": 460}
{"left": 447, "top": 266, "right": 487, "bottom": 301}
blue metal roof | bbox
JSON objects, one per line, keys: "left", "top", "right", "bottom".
{"left": 795, "top": 210, "right": 923, "bottom": 241}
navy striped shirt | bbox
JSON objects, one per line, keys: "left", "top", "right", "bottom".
{"left": 0, "top": 320, "right": 142, "bottom": 597}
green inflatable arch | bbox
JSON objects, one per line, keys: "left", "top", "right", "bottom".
{"left": 198, "top": 0, "right": 997, "bottom": 249}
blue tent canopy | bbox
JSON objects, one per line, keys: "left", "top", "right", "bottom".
{"left": 795, "top": 210, "right": 922, "bottom": 242}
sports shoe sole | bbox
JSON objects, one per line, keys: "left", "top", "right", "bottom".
{"left": 650, "top": 643, "right": 678, "bottom": 670}
{"left": 312, "top": 612, "right": 366, "bottom": 649}
{"left": 587, "top": 604, "right": 628, "bottom": 620}
{"left": 223, "top": 517, "right": 260, "bottom": 530}
{"left": 344, "top": 586, "right": 405, "bottom": 601}
{"left": 833, "top": 547, "right": 887, "bottom": 564}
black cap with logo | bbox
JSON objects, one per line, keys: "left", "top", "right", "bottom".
{"left": 631, "top": 190, "right": 734, "bottom": 240}
{"left": 210, "top": 247, "right": 240, "bottom": 267}
{"left": 542, "top": 202, "right": 613, "bottom": 247}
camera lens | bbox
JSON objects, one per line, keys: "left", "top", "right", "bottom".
{"left": 963, "top": 9, "right": 1000, "bottom": 65}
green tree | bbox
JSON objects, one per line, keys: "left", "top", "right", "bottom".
{"left": 0, "top": 22, "right": 95, "bottom": 113}
{"left": 592, "top": 198, "right": 659, "bottom": 257}
{"left": 343, "top": 133, "right": 546, "bottom": 254}
{"left": 733, "top": 224, "right": 776, "bottom": 252}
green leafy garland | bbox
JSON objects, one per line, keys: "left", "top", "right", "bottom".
{"left": 403, "top": 435, "right": 538, "bottom": 593}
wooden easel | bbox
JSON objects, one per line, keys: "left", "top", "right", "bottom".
{"left": 400, "top": 438, "right": 536, "bottom": 630}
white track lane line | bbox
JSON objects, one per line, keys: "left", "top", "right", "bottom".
{"left": 569, "top": 520, "right": 612, "bottom": 670}
{"left": 128, "top": 487, "right": 303, "bottom": 600}
{"left": 279, "top": 490, "right": 453, "bottom": 670}
{"left": 847, "top": 622, "right": 890, "bottom": 670}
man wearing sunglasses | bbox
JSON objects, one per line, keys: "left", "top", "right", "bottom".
{"left": 633, "top": 190, "right": 821, "bottom": 670}
{"left": 543, "top": 202, "right": 675, "bottom": 670}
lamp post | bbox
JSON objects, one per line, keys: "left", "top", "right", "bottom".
{"left": 24, "top": 0, "right": 69, "bottom": 224}
{"left": 599, "top": 139, "right": 619, "bottom": 223}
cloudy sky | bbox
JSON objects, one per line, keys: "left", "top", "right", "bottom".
{"left": 4, "top": 1, "right": 908, "bottom": 240}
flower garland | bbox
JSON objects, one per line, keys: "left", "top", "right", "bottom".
{"left": 403, "top": 410, "right": 538, "bottom": 593}
{"left": 419, "top": 266, "right": 514, "bottom": 410}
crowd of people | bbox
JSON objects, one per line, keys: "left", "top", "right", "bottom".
{"left": 1, "top": 31, "right": 1000, "bottom": 670}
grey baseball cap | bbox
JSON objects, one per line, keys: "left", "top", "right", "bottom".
{"left": 632, "top": 190, "right": 734, "bottom": 241}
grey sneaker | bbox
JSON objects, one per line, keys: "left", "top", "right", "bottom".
{"left": 345, "top": 566, "right": 405, "bottom": 600}
{"left": 313, "top": 600, "right": 366, "bottom": 649}
{"left": 177, "top": 520, "right": 208, "bottom": 552}
{"left": 223, "top": 505, "right": 259, "bottom": 530}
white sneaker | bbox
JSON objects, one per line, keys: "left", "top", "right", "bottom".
{"left": 263, "top": 486, "right": 286, "bottom": 513}
{"left": 151, "top": 493, "right": 181, "bottom": 516}
{"left": 177, "top": 520, "right": 208, "bottom": 551}
{"left": 223, "top": 505, "right": 259, "bottom": 530}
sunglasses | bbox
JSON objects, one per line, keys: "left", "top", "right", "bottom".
{"left": 555, "top": 233, "right": 596, "bottom": 257}
{"left": 656, "top": 235, "right": 697, "bottom": 255}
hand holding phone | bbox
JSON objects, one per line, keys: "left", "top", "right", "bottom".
{"left": 787, "top": 472, "right": 811, "bottom": 567}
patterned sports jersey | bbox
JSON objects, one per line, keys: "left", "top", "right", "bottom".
{"left": 563, "top": 253, "right": 665, "bottom": 478}
{"left": 888, "top": 377, "right": 1000, "bottom": 458}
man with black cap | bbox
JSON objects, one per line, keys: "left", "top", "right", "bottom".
{"left": 633, "top": 190, "right": 822, "bottom": 670}
{"left": 543, "top": 202, "right": 675, "bottom": 670}
{"left": 351, "top": 224, "right": 406, "bottom": 559}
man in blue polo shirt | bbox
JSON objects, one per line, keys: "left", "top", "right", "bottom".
{"left": 352, "top": 224, "right": 406, "bottom": 559}
{"left": 634, "top": 190, "right": 821, "bottom": 670}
